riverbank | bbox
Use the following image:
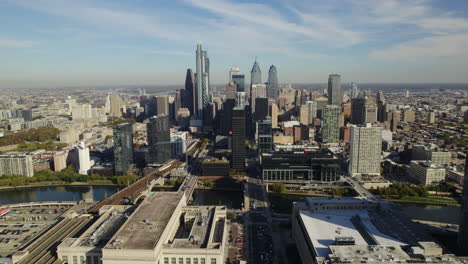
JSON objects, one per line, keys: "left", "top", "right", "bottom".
{"left": 0, "top": 181, "right": 120, "bottom": 191}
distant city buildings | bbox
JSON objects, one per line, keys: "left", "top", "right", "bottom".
{"left": 458, "top": 156, "right": 468, "bottom": 255}
{"left": 109, "top": 93, "right": 123, "bottom": 118}
{"left": 350, "top": 82, "right": 359, "bottom": 99}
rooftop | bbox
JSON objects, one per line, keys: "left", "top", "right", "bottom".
{"left": 105, "top": 192, "right": 183, "bottom": 250}
{"left": 305, "top": 197, "right": 372, "bottom": 206}
{"left": 299, "top": 209, "right": 405, "bottom": 258}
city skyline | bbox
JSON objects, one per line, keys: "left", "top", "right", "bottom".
{"left": 2, "top": 0, "right": 468, "bottom": 88}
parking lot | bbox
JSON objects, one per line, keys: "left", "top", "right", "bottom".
{"left": 0, "top": 204, "right": 73, "bottom": 258}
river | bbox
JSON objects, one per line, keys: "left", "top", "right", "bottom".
{"left": 0, "top": 187, "right": 460, "bottom": 224}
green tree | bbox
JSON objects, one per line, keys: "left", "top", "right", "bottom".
{"left": 272, "top": 182, "right": 286, "bottom": 193}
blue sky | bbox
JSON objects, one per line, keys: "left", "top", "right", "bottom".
{"left": 1, "top": 0, "right": 468, "bottom": 88}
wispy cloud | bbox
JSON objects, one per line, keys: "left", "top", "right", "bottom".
{"left": 146, "top": 50, "right": 192, "bottom": 56}
{"left": 0, "top": 37, "right": 39, "bottom": 48}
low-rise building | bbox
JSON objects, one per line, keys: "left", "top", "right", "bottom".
{"left": 408, "top": 161, "right": 446, "bottom": 185}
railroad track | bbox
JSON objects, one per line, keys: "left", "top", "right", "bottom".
{"left": 18, "top": 217, "right": 92, "bottom": 264}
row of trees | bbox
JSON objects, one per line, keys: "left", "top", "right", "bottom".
{"left": 0, "top": 166, "right": 138, "bottom": 187}
{"left": 0, "top": 127, "right": 61, "bottom": 146}
{"left": 369, "top": 183, "right": 429, "bottom": 198}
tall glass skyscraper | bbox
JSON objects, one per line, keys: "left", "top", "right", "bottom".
{"left": 327, "top": 74, "right": 341, "bottom": 105}
{"left": 350, "top": 82, "right": 359, "bottom": 99}
{"left": 113, "top": 123, "right": 133, "bottom": 175}
{"left": 250, "top": 60, "right": 262, "bottom": 85}
{"left": 267, "top": 65, "right": 279, "bottom": 99}
{"left": 147, "top": 115, "right": 170, "bottom": 165}
{"left": 195, "top": 44, "right": 210, "bottom": 120}
{"left": 230, "top": 67, "right": 245, "bottom": 92}
{"left": 184, "top": 68, "right": 195, "bottom": 116}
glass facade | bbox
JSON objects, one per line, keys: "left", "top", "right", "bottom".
{"left": 113, "top": 123, "right": 133, "bottom": 175}
{"left": 147, "top": 115, "right": 171, "bottom": 165}
{"left": 256, "top": 120, "right": 272, "bottom": 153}
{"left": 231, "top": 74, "right": 245, "bottom": 92}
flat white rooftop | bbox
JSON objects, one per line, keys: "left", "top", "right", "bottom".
{"left": 299, "top": 210, "right": 405, "bottom": 257}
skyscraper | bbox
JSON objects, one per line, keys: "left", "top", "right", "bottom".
{"left": 270, "top": 103, "right": 279, "bottom": 129}
{"left": 156, "top": 95, "right": 169, "bottom": 116}
{"left": 321, "top": 105, "right": 341, "bottom": 144}
{"left": 254, "top": 97, "right": 269, "bottom": 121}
{"left": 351, "top": 97, "right": 367, "bottom": 125}
{"left": 350, "top": 82, "right": 359, "bottom": 99}
{"left": 327, "top": 74, "right": 341, "bottom": 105}
{"left": 109, "top": 93, "right": 123, "bottom": 117}
{"left": 236, "top": 92, "right": 246, "bottom": 109}
{"left": 174, "top": 90, "right": 181, "bottom": 119}
{"left": 195, "top": 44, "right": 210, "bottom": 120}
{"left": 232, "top": 108, "right": 246, "bottom": 171}
{"left": 256, "top": 119, "right": 272, "bottom": 153}
{"left": 113, "top": 123, "right": 133, "bottom": 175}
{"left": 230, "top": 67, "right": 245, "bottom": 92}
{"left": 300, "top": 101, "right": 317, "bottom": 126}
{"left": 348, "top": 124, "right": 382, "bottom": 176}
{"left": 458, "top": 155, "right": 468, "bottom": 255}
{"left": 147, "top": 115, "right": 170, "bottom": 165}
{"left": 377, "top": 90, "right": 385, "bottom": 104}
{"left": 267, "top": 65, "right": 279, "bottom": 99}
{"left": 250, "top": 60, "right": 262, "bottom": 85}
{"left": 250, "top": 84, "right": 266, "bottom": 115}
{"left": 226, "top": 81, "right": 237, "bottom": 100}
{"left": 184, "top": 68, "right": 195, "bottom": 116}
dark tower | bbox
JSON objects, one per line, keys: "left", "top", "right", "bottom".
{"left": 113, "top": 123, "right": 133, "bottom": 175}
{"left": 184, "top": 68, "right": 195, "bottom": 116}
{"left": 147, "top": 115, "right": 170, "bottom": 165}
{"left": 231, "top": 108, "right": 246, "bottom": 171}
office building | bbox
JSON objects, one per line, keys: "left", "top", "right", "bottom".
{"left": 231, "top": 108, "right": 246, "bottom": 171}
{"left": 255, "top": 97, "right": 269, "bottom": 121}
{"left": 408, "top": 161, "right": 446, "bottom": 185}
{"left": 174, "top": 90, "right": 182, "bottom": 119}
{"left": 202, "top": 158, "right": 230, "bottom": 177}
{"left": 0, "top": 154, "right": 34, "bottom": 177}
{"left": 267, "top": 65, "right": 279, "bottom": 99}
{"left": 109, "top": 93, "right": 123, "bottom": 118}
{"left": 458, "top": 155, "right": 468, "bottom": 255}
{"left": 225, "top": 81, "right": 237, "bottom": 100}
{"left": 21, "top": 109, "right": 33, "bottom": 121}
{"left": 327, "top": 74, "right": 341, "bottom": 105}
{"left": 377, "top": 90, "right": 385, "bottom": 104}
{"left": 262, "top": 150, "right": 341, "bottom": 183}
{"left": 156, "top": 95, "right": 169, "bottom": 116}
{"left": 270, "top": 103, "right": 279, "bottom": 129}
{"left": 170, "top": 131, "right": 187, "bottom": 159}
{"left": 350, "top": 82, "right": 359, "bottom": 99}
{"left": 402, "top": 109, "right": 415, "bottom": 122}
{"left": 348, "top": 124, "right": 382, "bottom": 176}
{"left": 428, "top": 112, "right": 436, "bottom": 124}
{"left": 147, "top": 115, "right": 170, "bottom": 165}
{"left": 113, "top": 123, "right": 133, "bottom": 175}
{"left": 250, "top": 84, "right": 266, "bottom": 115}
{"left": 256, "top": 120, "right": 272, "bottom": 153}
{"left": 230, "top": 67, "right": 245, "bottom": 93}
{"left": 250, "top": 60, "right": 262, "bottom": 85}
{"left": 184, "top": 68, "right": 196, "bottom": 116}
{"left": 300, "top": 101, "right": 317, "bottom": 126}
{"left": 321, "top": 105, "right": 341, "bottom": 144}
{"left": 236, "top": 92, "right": 246, "bottom": 108}
{"left": 195, "top": 44, "right": 210, "bottom": 120}
{"left": 351, "top": 97, "right": 366, "bottom": 125}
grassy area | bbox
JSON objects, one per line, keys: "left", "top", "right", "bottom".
{"left": 382, "top": 195, "right": 460, "bottom": 206}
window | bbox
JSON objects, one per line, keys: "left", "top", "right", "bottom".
{"left": 164, "top": 258, "right": 169, "bottom": 264}
{"left": 80, "top": 256, "right": 85, "bottom": 264}
{"left": 201, "top": 259, "right": 205, "bottom": 264}
{"left": 172, "top": 258, "right": 176, "bottom": 264}
{"left": 86, "top": 256, "right": 91, "bottom": 264}
{"left": 193, "top": 259, "right": 198, "bottom": 264}
{"left": 62, "top": 256, "right": 68, "bottom": 263}
{"left": 179, "top": 258, "right": 184, "bottom": 264}
{"left": 211, "top": 258, "right": 216, "bottom": 264}
{"left": 73, "top": 256, "right": 78, "bottom": 264}
{"left": 186, "top": 258, "right": 191, "bottom": 264}
{"left": 93, "top": 256, "right": 99, "bottom": 264}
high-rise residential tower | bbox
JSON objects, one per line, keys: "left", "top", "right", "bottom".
{"left": 348, "top": 124, "right": 382, "bottom": 176}
{"left": 321, "top": 105, "right": 341, "bottom": 144}
{"left": 113, "top": 123, "right": 133, "bottom": 175}
{"left": 250, "top": 84, "right": 266, "bottom": 115}
{"left": 300, "top": 101, "right": 317, "bottom": 126}
{"left": 327, "top": 74, "right": 341, "bottom": 106}
{"left": 109, "top": 93, "right": 123, "bottom": 117}
{"left": 458, "top": 155, "right": 468, "bottom": 255}
{"left": 147, "top": 115, "right": 170, "bottom": 165}
{"left": 156, "top": 95, "right": 169, "bottom": 116}
{"left": 250, "top": 60, "right": 262, "bottom": 85}
{"left": 184, "top": 68, "right": 195, "bottom": 116}
{"left": 267, "top": 65, "right": 279, "bottom": 99}
{"left": 195, "top": 44, "right": 210, "bottom": 120}
{"left": 256, "top": 119, "right": 273, "bottom": 153}
{"left": 231, "top": 107, "right": 246, "bottom": 171}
